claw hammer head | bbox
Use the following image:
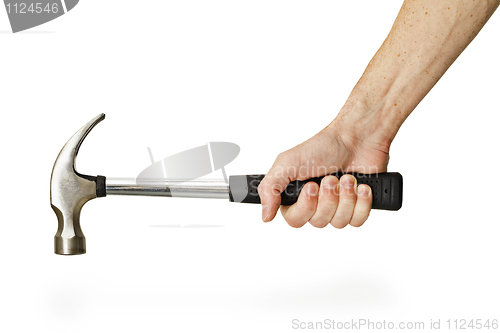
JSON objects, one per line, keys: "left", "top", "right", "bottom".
{"left": 50, "top": 114, "right": 106, "bottom": 255}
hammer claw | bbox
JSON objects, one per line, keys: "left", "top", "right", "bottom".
{"left": 50, "top": 114, "right": 106, "bottom": 255}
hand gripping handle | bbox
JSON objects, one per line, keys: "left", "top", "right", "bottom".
{"left": 228, "top": 172, "right": 403, "bottom": 210}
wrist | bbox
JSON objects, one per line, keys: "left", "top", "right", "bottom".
{"left": 327, "top": 96, "right": 402, "bottom": 154}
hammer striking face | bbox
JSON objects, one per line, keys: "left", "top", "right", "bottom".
{"left": 50, "top": 114, "right": 106, "bottom": 255}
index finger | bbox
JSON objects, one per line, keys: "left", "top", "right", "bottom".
{"left": 258, "top": 153, "right": 298, "bottom": 222}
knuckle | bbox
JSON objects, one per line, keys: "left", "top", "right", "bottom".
{"left": 287, "top": 219, "right": 305, "bottom": 228}
{"left": 350, "top": 210, "right": 370, "bottom": 227}
{"left": 344, "top": 192, "right": 357, "bottom": 200}
{"left": 319, "top": 197, "right": 339, "bottom": 209}
{"left": 354, "top": 202, "right": 372, "bottom": 216}
{"left": 257, "top": 182, "right": 266, "bottom": 194}
{"left": 309, "top": 216, "right": 329, "bottom": 228}
{"left": 350, "top": 217, "right": 367, "bottom": 227}
{"left": 358, "top": 207, "right": 371, "bottom": 217}
{"left": 257, "top": 185, "right": 267, "bottom": 200}
{"left": 284, "top": 214, "right": 306, "bottom": 228}
{"left": 340, "top": 196, "right": 357, "bottom": 206}
{"left": 276, "top": 152, "right": 288, "bottom": 163}
{"left": 340, "top": 185, "right": 357, "bottom": 197}
{"left": 258, "top": 182, "right": 280, "bottom": 198}
{"left": 330, "top": 218, "right": 349, "bottom": 229}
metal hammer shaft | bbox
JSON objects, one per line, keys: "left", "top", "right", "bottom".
{"left": 105, "top": 178, "right": 229, "bottom": 199}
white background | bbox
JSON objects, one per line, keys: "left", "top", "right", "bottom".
{"left": 1, "top": 1, "right": 499, "bottom": 332}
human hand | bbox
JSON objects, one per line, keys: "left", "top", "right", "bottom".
{"left": 257, "top": 0, "right": 500, "bottom": 228}
{"left": 258, "top": 118, "right": 390, "bottom": 228}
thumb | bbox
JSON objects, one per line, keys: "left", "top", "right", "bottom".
{"left": 258, "top": 153, "right": 298, "bottom": 222}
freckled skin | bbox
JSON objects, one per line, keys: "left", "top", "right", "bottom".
{"left": 338, "top": 0, "right": 500, "bottom": 146}
{"left": 258, "top": 0, "right": 499, "bottom": 227}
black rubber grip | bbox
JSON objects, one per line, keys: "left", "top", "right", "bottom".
{"left": 228, "top": 172, "right": 403, "bottom": 211}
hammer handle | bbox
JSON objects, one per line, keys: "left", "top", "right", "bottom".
{"left": 228, "top": 172, "right": 403, "bottom": 210}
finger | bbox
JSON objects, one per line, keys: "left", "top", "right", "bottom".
{"left": 280, "top": 182, "right": 319, "bottom": 228}
{"left": 309, "top": 176, "right": 339, "bottom": 228}
{"left": 258, "top": 154, "right": 297, "bottom": 222}
{"left": 258, "top": 179, "right": 283, "bottom": 223}
{"left": 330, "top": 174, "right": 357, "bottom": 229}
{"left": 350, "top": 184, "right": 372, "bottom": 227}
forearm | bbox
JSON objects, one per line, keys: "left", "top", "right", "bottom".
{"left": 334, "top": 0, "right": 499, "bottom": 149}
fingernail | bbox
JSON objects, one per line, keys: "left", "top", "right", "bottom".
{"left": 358, "top": 185, "right": 370, "bottom": 197}
{"left": 262, "top": 205, "right": 269, "bottom": 222}
{"left": 323, "top": 176, "right": 338, "bottom": 189}
{"left": 306, "top": 183, "right": 318, "bottom": 196}
{"left": 341, "top": 176, "right": 354, "bottom": 188}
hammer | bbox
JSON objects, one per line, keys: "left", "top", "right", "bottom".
{"left": 50, "top": 114, "right": 403, "bottom": 255}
